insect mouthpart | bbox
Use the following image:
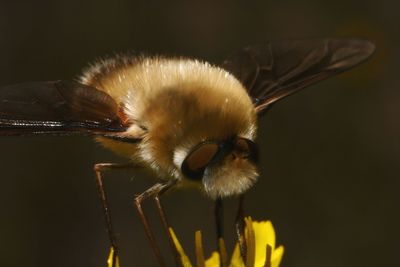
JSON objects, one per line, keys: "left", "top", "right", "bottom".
{"left": 181, "top": 137, "right": 257, "bottom": 180}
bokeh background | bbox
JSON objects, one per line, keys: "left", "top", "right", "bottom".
{"left": 0, "top": 1, "right": 398, "bottom": 267}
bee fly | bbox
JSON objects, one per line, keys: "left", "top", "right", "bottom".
{"left": 0, "top": 38, "right": 374, "bottom": 266}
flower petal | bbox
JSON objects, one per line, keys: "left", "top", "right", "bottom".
{"left": 253, "top": 221, "right": 277, "bottom": 267}
{"left": 169, "top": 228, "right": 193, "bottom": 267}
{"left": 245, "top": 217, "right": 256, "bottom": 267}
{"left": 205, "top": 252, "right": 221, "bottom": 267}
{"left": 230, "top": 245, "right": 245, "bottom": 267}
{"left": 271, "top": 246, "right": 284, "bottom": 267}
{"left": 229, "top": 219, "right": 284, "bottom": 267}
{"left": 195, "top": 231, "right": 206, "bottom": 267}
{"left": 107, "top": 247, "right": 120, "bottom": 267}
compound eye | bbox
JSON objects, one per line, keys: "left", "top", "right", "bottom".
{"left": 181, "top": 142, "right": 219, "bottom": 180}
{"left": 235, "top": 137, "right": 258, "bottom": 162}
{"left": 235, "top": 138, "right": 251, "bottom": 156}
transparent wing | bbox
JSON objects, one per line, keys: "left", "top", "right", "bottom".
{"left": 221, "top": 38, "right": 375, "bottom": 115}
{"left": 0, "top": 80, "right": 131, "bottom": 137}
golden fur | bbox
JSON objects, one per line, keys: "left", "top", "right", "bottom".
{"left": 80, "top": 55, "right": 258, "bottom": 198}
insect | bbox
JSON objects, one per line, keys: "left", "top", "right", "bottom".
{"left": 0, "top": 38, "right": 374, "bottom": 266}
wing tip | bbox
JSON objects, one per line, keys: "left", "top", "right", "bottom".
{"left": 327, "top": 38, "right": 376, "bottom": 70}
{"left": 352, "top": 38, "right": 376, "bottom": 60}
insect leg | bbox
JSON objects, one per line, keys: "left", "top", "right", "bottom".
{"left": 153, "top": 180, "right": 180, "bottom": 267}
{"left": 94, "top": 162, "right": 136, "bottom": 267}
{"left": 134, "top": 180, "right": 177, "bottom": 267}
{"left": 235, "top": 194, "right": 247, "bottom": 262}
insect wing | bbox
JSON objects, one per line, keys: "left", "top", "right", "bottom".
{"left": 0, "top": 80, "right": 128, "bottom": 136}
{"left": 222, "top": 38, "right": 375, "bottom": 114}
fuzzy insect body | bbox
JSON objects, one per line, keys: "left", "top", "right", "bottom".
{"left": 83, "top": 57, "right": 258, "bottom": 198}
{"left": 0, "top": 38, "right": 375, "bottom": 199}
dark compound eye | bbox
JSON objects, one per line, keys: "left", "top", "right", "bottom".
{"left": 235, "top": 137, "right": 258, "bottom": 162}
{"left": 181, "top": 138, "right": 258, "bottom": 180}
{"left": 181, "top": 142, "right": 219, "bottom": 180}
{"left": 235, "top": 138, "right": 251, "bottom": 156}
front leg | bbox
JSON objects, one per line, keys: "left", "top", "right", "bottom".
{"left": 94, "top": 163, "right": 137, "bottom": 267}
{"left": 134, "top": 179, "right": 178, "bottom": 267}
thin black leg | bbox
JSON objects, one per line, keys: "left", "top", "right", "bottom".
{"left": 134, "top": 180, "right": 178, "bottom": 267}
{"left": 153, "top": 181, "right": 181, "bottom": 267}
{"left": 94, "top": 162, "right": 136, "bottom": 267}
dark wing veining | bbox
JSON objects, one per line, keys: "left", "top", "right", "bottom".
{"left": 0, "top": 80, "right": 130, "bottom": 136}
{"left": 221, "top": 38, "right": 375, "bottom": 115}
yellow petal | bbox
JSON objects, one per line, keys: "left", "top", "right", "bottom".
{"left": 245, "top": 217, "right": 256, "bottom": 267}
{"left": 195, "top": 231, "right": 206, "bottom": 267}
{"left": 204, "top": 219, "right": 284, "bottom": 267}
{"left": 230, "top": 245, "right": 245, "bottom": 267}
{"left": 169, "top": 228, "right": 193, "bottom": 267}
{"left": 271, "top": 246, "right": 284, "bottom": 267}
{"left": 219, "top": 238, "right": 229, "bottom": 267}
{"left": 205, "top": 252, "right": 221, "bottom": 267}
{"left": 253, "top": 221, "right": 276, "bottom": 249}
{"left": 204, "top": 239, "right": 230, "bottom": 266}
{"left": 253, "top": 221, "right": 278, "bottom": 267}
{"left": 229, "top": 220, "right": 284, "bottom": 267}
{"left": 107, "top": 247, "right": 120, "bottom": 267}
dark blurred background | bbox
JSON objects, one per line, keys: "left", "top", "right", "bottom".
{"left": 0, "top": 1, "right": 398, "bottom": 267}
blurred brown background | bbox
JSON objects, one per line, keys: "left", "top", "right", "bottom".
{"left": 0, "top": 1, "right": 398, "bottom": 267}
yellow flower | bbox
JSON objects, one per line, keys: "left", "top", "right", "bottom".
{"left": 107, "top": 247, "right": 120, "bottom": 267}
{"left": 170, "top": 217, "right": 284, "bottom": 267}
